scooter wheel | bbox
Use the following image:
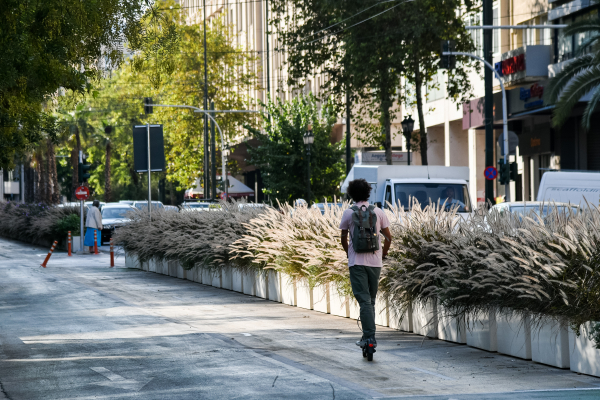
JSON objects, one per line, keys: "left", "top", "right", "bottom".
{"left": 367, "top": 352, "right": 373, "bottom": 361}
{"left": 362, "top": 348, "right": 367, "bottom": 358}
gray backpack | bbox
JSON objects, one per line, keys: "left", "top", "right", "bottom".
{"left": 350, "top": 204, "right": 380, "bottom": 253}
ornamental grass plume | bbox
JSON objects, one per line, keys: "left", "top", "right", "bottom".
{"left": 381, "top": 201, "right": 600, "bottom": 345}
{"left": 0, "top": 201, "right": 81, "bottom": 246}
{"left": 230, "top": 201, "right": 350, "bottom": 290}
{"left": 112, "top": 199, "right": 266, "bottom": 272}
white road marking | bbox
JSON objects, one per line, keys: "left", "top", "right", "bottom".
{"left": 90, "top": 367, "right": 152, "bottom": 391}
{"left": 241, "top": 333, "right": 252, "bottom": 336}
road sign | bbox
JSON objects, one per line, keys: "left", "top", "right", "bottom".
{"left": 75, "top": 186, "right": 90, "bottom": 200}
{"left": 484, "top": 166, "right": 498, "bottom": 181}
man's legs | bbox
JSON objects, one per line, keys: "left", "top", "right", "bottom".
{"left": 349, "top": 265, "right": 382, "bottom": 340}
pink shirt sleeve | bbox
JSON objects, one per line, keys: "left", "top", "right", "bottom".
{"left": 339, "top": 209, "right": 352, "bottom": 230}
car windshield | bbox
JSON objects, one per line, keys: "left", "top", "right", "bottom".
{"left": 102, "top": 208, "right": 131, "bottom": 219}
{"left": 393, "top": 183, "right": 471, "bottom": 212}
{"left": 135, "top": 202, "right": 163, "bottom": 210}
{"left": 510, "top": 205, "right": 579, "bottom": 217}
{"left": 185, "top": 203, "right": 209, "bottom": 208}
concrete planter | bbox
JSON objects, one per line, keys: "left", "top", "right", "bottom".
{"left": 375, "top": 295, "right": 389, "bottom": 327}
{"left": 531, "top": 319, "right": 570, "bottom": 368}
{"left": 413, "top": 299, "right": 438, "bottom": 338}
{"left": 296, "top": 279, "right": 313, "bottom": 310}
{"left": 569, "top": 322, "right": 600, "bottom": 377}
{"left": 466, "top": 309, "right": 497, "bottom": 352}
{"left": 242, "top": 270, "right": 256, "bottom": 296}
{"left": 497, "top": 313, "right": 531, "bottom": 360}
{"left": 190, "top": 267, "right": 201, "bottom": 283}
{"left": 389, "top": 304, "right": 413, "bottom": 332}
{"left": 71, "top": 236, "right": 81, "bottom": 253}
{"left": 281, "top": 273, "right": 296, "bottom": 306}
{"left": 168, "top": 260, "right": 178, "bottom": 277}
{"left": 221, "top": 266, "right": 233, "bottom": 290}
{"left": 437, "top": 305, "right": 466, "bottom": 344}
{"left": 267, "top": 270, "right": 281, "bottom": 302}
{"left": 148, "top": 258, "right": 157, "bottom": 273}
{"left": 211, "top": 270, "right": 221, "bottom": 288}
{"left": 313, "top": 283, "right": 330, "bottom": 314}
{"left": 177, "top": 263, "right": 186, "bottom": 280}
{"left": 125, "top": 253, "right": 140, "bottom": 269}
{"left": 349, "top": 297, "right": 360, "bottom": 320}
{"left": 201, "top": 268, "right": 212, "bottom": 285}
{"left": 255, "top": 271, "right": 268, "bottom": 299}
{"left": 232, "top": 268, "right": 243, "bottom": 292}
{"left": 329, "top": 283, "right": 349, "bottom": 318}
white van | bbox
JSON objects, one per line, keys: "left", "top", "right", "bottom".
{"left": 536, "top": 171, "right": 600, "bottom": 208}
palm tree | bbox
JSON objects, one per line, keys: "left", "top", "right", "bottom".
{"left": 548, "top": 19, "right": 600, "bottom": 129}
{"left": 91, "top": 124, "right": 113, "bottom": 203}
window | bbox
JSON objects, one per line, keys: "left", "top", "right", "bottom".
{"left": 384, "top": 185, "right": 392, "bottom": 208}
{"left": 467, "top": 13, "right": 483, "bottom": 57}
{"left": 493, "top": 6, "right": 499, "bottom": 54}
{"left": 426, "top": 71, "right": 444, "bottom": 103}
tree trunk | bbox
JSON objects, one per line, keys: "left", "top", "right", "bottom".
{"left": 414, "top": 56, "right": 428, "bottom": 165}
{"left": 380, "top": 73, "right": 393, "bottom": 165}
{"left": 169, "top": 180, "right": 176, "bottom": 205}
{"left": 72, "top": 126, "right": 81, "bottom": 197}
{"left": 104, "top": 142, "right": 112, "bottom": 202}
{"left": 47, "top": 139, "right": 60, "bottom": 204}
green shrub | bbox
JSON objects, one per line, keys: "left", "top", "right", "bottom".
{"left": 53, "top": 214, "right": 81, "bottom": 238}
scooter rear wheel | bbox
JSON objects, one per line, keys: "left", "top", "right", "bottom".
{"left": 367, "top": 352, "right": 373, "bottom": 361}
{"left": 362, "top": 348, "right": 367, "bottom": 358}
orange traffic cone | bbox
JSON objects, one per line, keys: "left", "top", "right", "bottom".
{"left": 41, "top": 241, "right": 58, "bottom": 268}
{"left": 94, "top": 230, "right": 99, "bottom": 255}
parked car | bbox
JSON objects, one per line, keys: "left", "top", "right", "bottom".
{"left": 180, "top": 202, "right": 220, "bottom": 212}
{"left": 164, "top": 205, "right": 179, "bottom": 212}
{"left": 118, "top": 200, "right": 135, "bottom": 206}
{"left": 491, "top": 201, "right": 580, "bottom": 219}
{"left": 100, "top": 204, "right": 135, "bottom": 244}
{"left": 85, "top": 201, "right": 106, "bottom": 211}
{"left": 132, "top": 201, "right": 164, "bottom": 210}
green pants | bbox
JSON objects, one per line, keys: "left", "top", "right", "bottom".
{"left": 349, "top": 265, "right": 381, "bottom": 339}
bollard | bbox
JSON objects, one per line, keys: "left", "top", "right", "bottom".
{"left": 94, "top": 230, "right": 99, "bottom": 255}
{"left": 41, "top": 241, "right": 58, "bottom": 268}
{"left": 68, "top": 231, "right": 72, "bottom": 257}
{"left": 110, "top": 238, "right": 114, "bottom": 268}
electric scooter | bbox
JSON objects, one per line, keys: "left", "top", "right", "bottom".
{"left": 361, "top": 338, "right": 376, "bottom": 361}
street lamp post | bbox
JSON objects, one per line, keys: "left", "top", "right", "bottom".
{"left": 303, "top": 125, "right": 315, "bottom": 204}
{"left": 401, "top": 115, "right": 414, "bottom": 166}
{"left": 222, "top": 146, "right": 230, "bottom": 200}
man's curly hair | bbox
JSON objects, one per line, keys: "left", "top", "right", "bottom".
{"left": 347, "top": 179, "right": 372, "bottom": 202}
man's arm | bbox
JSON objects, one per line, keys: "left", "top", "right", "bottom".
{"left": 381, "top": 227, "right": 392, "bottom": 258}
{"left": 340, "top": 229, "right": 349, "bottom": 257}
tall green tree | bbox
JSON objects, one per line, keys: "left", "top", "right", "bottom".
{"left": 548, "top": 19, "right": 600, "bottom": 130}
{"left": 0, "top": 0, "right": 179, "bottom": 169}
{"left": 270, "top": 0, "right": 477, "bottom": 165}
{"left": 246, "top": 95, "right": 345, "bottom": 204}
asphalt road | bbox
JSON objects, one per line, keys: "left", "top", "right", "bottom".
{"left": 1, "top": 237, "right": 600, "bottom": 400}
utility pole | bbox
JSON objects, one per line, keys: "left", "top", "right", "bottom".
{"left": 266, "top": 0, "right": 270, "bottom": 96}
{"left": 210, "top": 101, "right": 216, "bottom": 201}
{"left": 483, "top": 0, "right": 494, "bottom": 204}
{"left": 203, "top": 0, "right": 210, "bottom": 200}
{"left": 346, "top": 91, "right": 351, "bottom": 174}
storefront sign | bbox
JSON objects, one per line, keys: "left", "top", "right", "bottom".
{"left": 495, "top": 45, "right": 551, "bottom": 85}
{"left": 355, "top": 151, "right": 412, "bottom": 165}
{"left": 508, "top": 81, "right": 548, "bottom": 115}
{"left": 518, "top": 123, "right": 552, "bottom": 156}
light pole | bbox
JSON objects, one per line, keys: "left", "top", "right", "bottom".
{"left": 222, "top": 145, "right": 230, "bottom": 200}
{"left": 303, "top": 125, "right": 315, "bottom": 204}
{"left": 401, "top": 115, "right": 414, "bottom": 166}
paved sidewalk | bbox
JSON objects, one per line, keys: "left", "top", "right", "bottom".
{"left": 0, "top": 237, "right": 599, "bottom": 399}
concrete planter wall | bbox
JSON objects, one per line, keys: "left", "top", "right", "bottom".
{"left": 255, "top": 271, "right": 268, "bottom": 299}
{"left": 569, "top": 322, "right": 600, "bottom": 376}
{"left": 242, "top": 270, "right": 256, "bottom": 296}
{"left": 123, "top": 252, "right": 600, "bottom": 378}
{"left": 232, "top": 268, "right": 243, "bottom": 292}
{"left": 221, "top": 266, "right": 233, "bottom": 290}
{"left": 413, "top": 299, "right": 438, "bottom": 338}
{"left": 466, "top": 309, "right": 498, "bottom": 352}
{"left": 312, "top": 283, "right": 329, "bottom": 314}
{"left": 531, "top": 319, "right": 570, "bottom": 368}
{"left": 437, "top": 306, "right": 466, "bottom": 344}
{"left": 329, "top": 283, "right": 349, "bottom": 318}
{"left": 296, "top": 279, "right": 313, "bottom": 310}
{"left": 267, "top": 270, "right": 281, "bottom": 302}
{"left": 280, "top": 273, "right": 296, "bottom": 306}
{"left": 496, "top": 314, "right": 531, "bottom": 360}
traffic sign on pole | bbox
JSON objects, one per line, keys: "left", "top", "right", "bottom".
{"left": 75, "top": 186, "right": 90, "bottom": 200}
{"left": 484, "top": 166, "right": 498, "bottom": 181}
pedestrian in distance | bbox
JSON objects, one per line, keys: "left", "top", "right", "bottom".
{"left": 84, "top": 200, "right": 103, "bottom": 253}
{"left": 339, "top": 179, "right": 392, "bottom": 360}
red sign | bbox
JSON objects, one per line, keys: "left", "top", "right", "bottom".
{"left": 495, "top": 53, "right": 525, "bottom": 77}
{"left": 484, "top": 166, "right": 498, "bottom": 181}
{"left": 75, "top": 186, "right": 90, "bottom": 200}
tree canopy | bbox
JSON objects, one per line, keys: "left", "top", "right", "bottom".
{"left": 246, "top": 95, "right": 345, "bottom": 204}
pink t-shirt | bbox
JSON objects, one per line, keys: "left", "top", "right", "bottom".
{"left": 339, "top": 201, "right": 390, "bottom": 268}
